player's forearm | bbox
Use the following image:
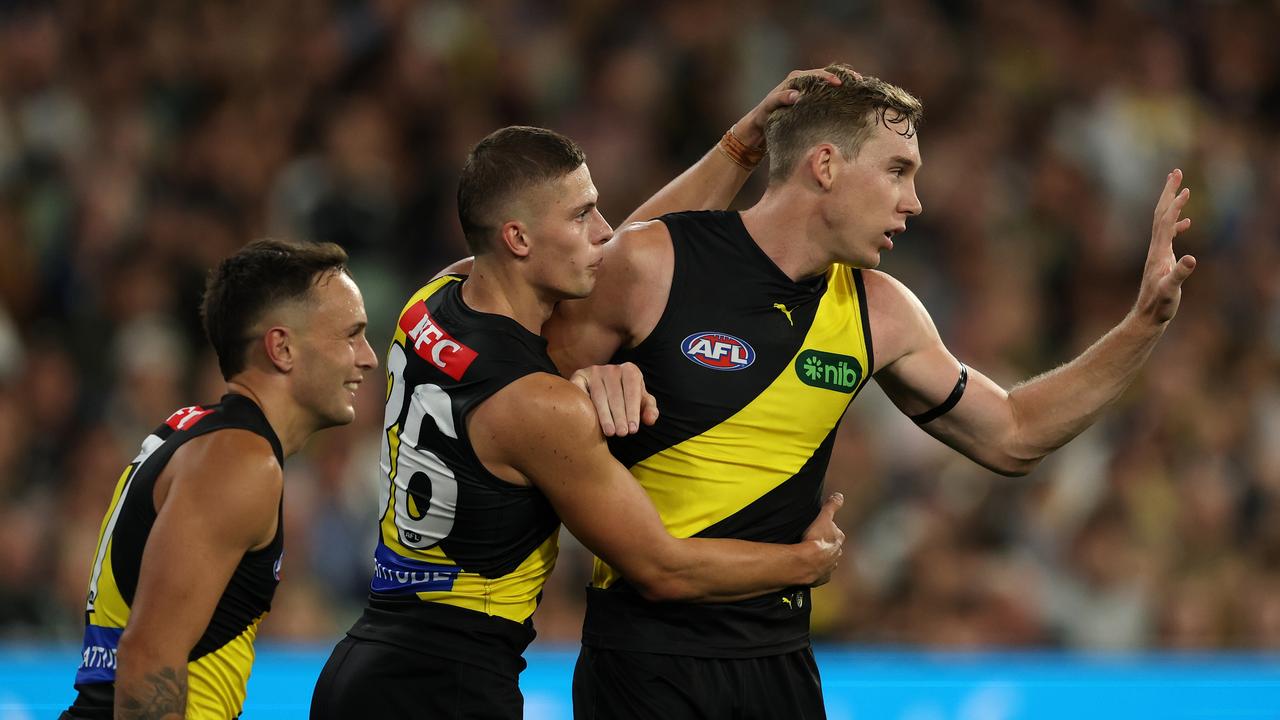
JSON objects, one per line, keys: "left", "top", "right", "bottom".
{"left": 115, "top": 648, "right": 188, "bottom": 719}
{"left": 1005, "top": 312, "right": 1166, "bottom": 467}
{"left": 635, "top": 537, "right": 820, "bottom": 603}
{"left": 620, "top": 148, "right": 753, "bottom": 228}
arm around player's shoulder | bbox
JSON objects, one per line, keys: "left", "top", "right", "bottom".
{"left": 469, "top": 372, "right": 843, "bottom": 601}
{"left": 545, "top": 219, "right": 674, "bottom": 374}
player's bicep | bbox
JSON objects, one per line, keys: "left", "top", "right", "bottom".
{"left": 869, "top": 271, "right": 1018, "bottom": 468}
{"left": 870, "top": 271, "right": 969, "bottom": 417}
{"left": 125, "top": 434, "right": 280, "bottom": 657}
{"left": 126, "top": 507, "right": 248, "bottom": 658}
{"left": 483, "top": 380, "right": 675, "bottom": 574}
{"left": 899, "top": 357, "right": 1019, "bottom": 468}
{"left": 534, "top": 441, "right": 674, "bottom": 575}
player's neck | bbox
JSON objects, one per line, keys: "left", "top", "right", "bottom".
{"left": 461, "top": 256, "right": 554, "bottom": 335}
{"left": 225, "top": 378, "right": 309, "bottom": 457}
{"left": 741, "top": 188, "right": 834, "bottom": 281}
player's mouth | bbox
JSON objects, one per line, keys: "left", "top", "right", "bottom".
{"left": 343, "top": 380, "right": 361, "bottom": 393}
{"left": 883, "top": 226, "right": 905, "bottom": 248}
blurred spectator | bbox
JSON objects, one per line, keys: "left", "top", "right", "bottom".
{"left": 1, "top": 0, "right": 1278, "bottom": 652}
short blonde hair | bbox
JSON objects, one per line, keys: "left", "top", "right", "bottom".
{"left": 765, "top": 64, "right": 923, "bottom": 184}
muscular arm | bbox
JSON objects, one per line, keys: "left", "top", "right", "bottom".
{"left": 470, "top": 374, "right": 843, "bottom": 602}
{"left": 115, "top": 431, "right": 282, "bottom": 719}
{"left": 871, "top": 170, "right": 1196, "bottom": 476}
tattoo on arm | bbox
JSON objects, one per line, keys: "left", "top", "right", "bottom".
{"left": 118, "top": 666, "right": 187, "bottom": 720}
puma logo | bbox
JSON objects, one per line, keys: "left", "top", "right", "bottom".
{"left": 773, "top": 303, "right": 794, "bottom": 326}
{"left": 781, "top": 596, "right": 793, "bottom": 609}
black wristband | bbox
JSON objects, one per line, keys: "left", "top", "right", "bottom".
{"left": 910, "top": 365, "right": 968, "bottom": 425}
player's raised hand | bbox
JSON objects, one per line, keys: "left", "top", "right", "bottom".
{"left": 1135, "top": 168, "right": 1196, "bottom": 325}
{"left": 799, "top": 492, "right": 846, "bottom": 587}
{"left": 570, "top": 362, "right": 659, "bottom": 437}
{"left": 732, "top": 68, "right": 848, "bottom": 148}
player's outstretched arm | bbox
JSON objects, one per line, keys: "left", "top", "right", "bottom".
{"left": 873, "top": 169, "right": 1196, "bottom": 476}
{"left": 115, "top": 431, "right": 282, "bottom": 719}
{"left": 470, "top": 374, "right": 845, "bottom": 602}
{"left": 619, "top": 68, "right": 845, "bottom": 228}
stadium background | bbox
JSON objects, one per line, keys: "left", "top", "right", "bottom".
{"left": 0, "top": 0, "right": 1278, "bottom": 716}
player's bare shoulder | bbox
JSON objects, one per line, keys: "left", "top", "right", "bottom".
{"left": 592, "top": 218, "right": 674, "bottom": 308}
{"left": 431, "top": 257, "right": 474, "bottom": 281}
{"left": 172, "top": 428, "right": 281, "bottom": 482}
{"left": 860, "top": 268, "right": 942, "bottom": 374}
{"left": 473, "top": 373, "right": 599, "bottom": 444}
{"left": 160, "top": 428, "right": 283, "bottom": 548}
{"left": 547, "top": 218, "right": 675, "bottom": 366}
{"left": 467, "top": 372, "right": 602, "bottom": 484}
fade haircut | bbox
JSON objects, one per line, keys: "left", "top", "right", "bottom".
{"left": 765, "top": 64, "right": 923, "bottom": 184}
{"left": 456, "top": 126, "right": 587, "bottom": 254}
{"left": 201, "top": 239, "right": 350, "bottom": 379}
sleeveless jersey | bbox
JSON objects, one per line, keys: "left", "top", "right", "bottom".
{"left": 583, "top": 210, "right": 874, "bottom": 658}
{"left": 346, "top": 275, "right": 562, "bottom": 677}
{"left": 64, "top": 393, "right": 284, "bottom": 719}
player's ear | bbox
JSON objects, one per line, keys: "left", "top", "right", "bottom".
{"left": 808, "top": 144, "right": 837, "bottom": 191}
{"left": 500, "top": 220, "right": 531, "bottom": 258}
{"left": 262, "top": 327, "right": 294, "bottom": 373}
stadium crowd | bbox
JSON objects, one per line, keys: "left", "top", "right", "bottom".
{"left": 1, "top": 0, "right": 1278, "bottom": 651}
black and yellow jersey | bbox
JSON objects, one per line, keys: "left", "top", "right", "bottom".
{"left": 584, "top": 210, "right": 874, "bottom": 658}
{"left": 346, "top": 275, "right": 561, "bottom": 677}
{"left": 63, "top": 393, "right": 284, "bottom": 719}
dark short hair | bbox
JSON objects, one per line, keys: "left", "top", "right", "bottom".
{"left": 766, "top": 64, "right": 924, "bottom": 184}
{"left": 456, "top": 126, "right": 586, "bottom": 254}
{"left": 200, "top": 239, "right": 350, "bottom": 379}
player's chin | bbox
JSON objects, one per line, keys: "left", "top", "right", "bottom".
{"left": 322, "top": 404, "right": 358, "bottom": 428}
{"left": 849, "top": 251, "right": 883, "bottom": 270}
{"left": 571, "top": 274, "right": 597, "bottom": 299}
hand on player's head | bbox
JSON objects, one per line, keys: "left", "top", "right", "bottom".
{"left": 735, "top": 68, "right": 849, "bottom": 147}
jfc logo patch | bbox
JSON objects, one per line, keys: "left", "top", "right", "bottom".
{"left": 164, "top": 405, "right": 212, "bottom": 431}
{"left": 795, "top": 350, "right": 862, "bottom": 393}
{"left": 399, "top": 301, "right": 478, "bottom": 381}
{"left": 681, "top": 331, "right": 756, "bottom": 371}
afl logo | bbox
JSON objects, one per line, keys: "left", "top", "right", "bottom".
{"left": 681, "top": 331, "right": 756, "bottom": 371}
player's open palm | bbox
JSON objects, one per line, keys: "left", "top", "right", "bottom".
{"left": 1136, "top": 168, "right": 1196, "bottom": 325}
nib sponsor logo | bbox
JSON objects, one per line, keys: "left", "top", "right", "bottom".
{"left": 795, "top": 350, "right": 862, "bottom": 393}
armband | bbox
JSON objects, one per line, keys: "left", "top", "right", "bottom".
{"left": 909, "top": 365, "right": 968, "bottom": 425}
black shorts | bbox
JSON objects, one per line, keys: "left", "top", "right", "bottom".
{"left": 572, "top": 645, "right": 826, "bottom": 720}
{"left": 311, "top": 635, "right": 524, "bottom": 720}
